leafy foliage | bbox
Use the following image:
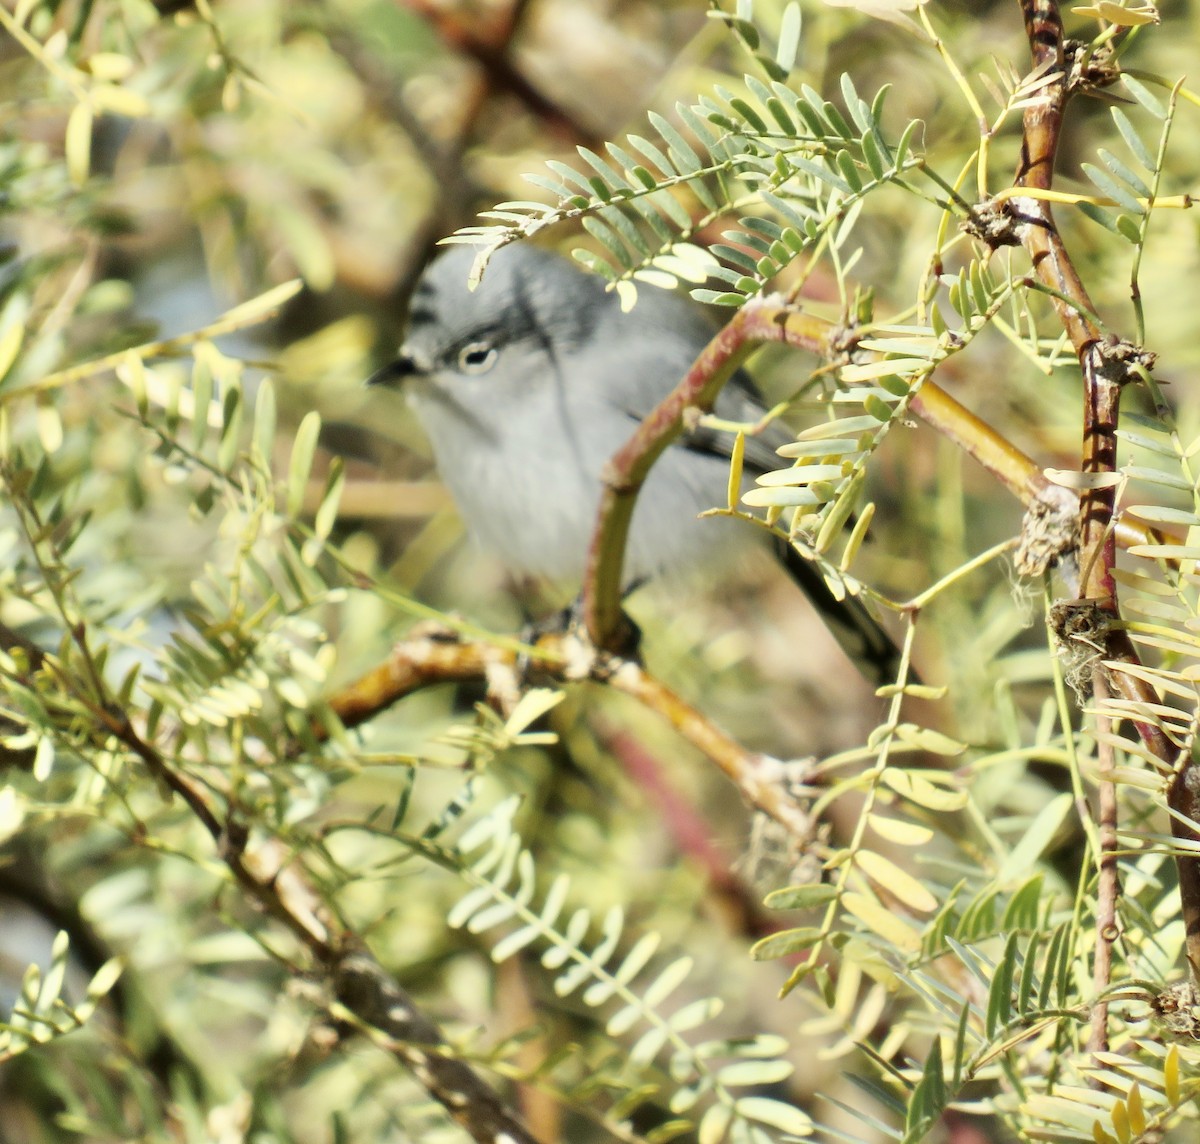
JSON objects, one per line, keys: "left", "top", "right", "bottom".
{"left": 460, "top": 62, "right": 926, "bottom": 311}
{"left": 2, "top": 1, "right": 1200, "bottom": 1143}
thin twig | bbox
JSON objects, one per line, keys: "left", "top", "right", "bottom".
{"left": 325, "top": 627, "right": 818, "bottom": 842}
{"left": 334, "top": 954, "right": 543, "bottom": 1144}
{"left": 591, "top": 721, "right": 778, "bottom": 938}
{"left": 1088, "top": 674, "right": 1119, "bottom": 1053}
{"left": 9, "top": 280, "right": 303, "bottom": 400}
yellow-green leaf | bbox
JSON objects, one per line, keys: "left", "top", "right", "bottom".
{"left": 65, "top": 101, "right": 93, "bottom": 186}
{"left": 1127, "top": 543, "right": 1200, "bottom": 561}
{"left": 764, "top": 883, "right": 839, "bottom": 910}
{"left": 253, "top": 377, "right": 277, "bottom": 464}
{"left": 313, "top": 458, "right": 344, "bottom": 542}
{"left": 796, "top": 415, "right": 881, "bottom": 441}
{"left": 90, "top": 83, "right": 150, "bottom": 118}
{"left": 1092, "top": 1120, "right": 1117, "bottom": 1144}
{"left": 855, "top": 849, "right": 938, "bottom": 912}
{"left": 842, "top": 891, "right": 921, "bottom": 951}
{"left": 727, "top": 431, "right": 744, "bottom": 510}
{"left": 287, "top": 411, "right": 321, "bottom": 518}
{"left": 32, "top": 735, "right": 54, "bottom": 782}
{"left": 698, "top": 1104, "right": 732, "bottom": 1144}
{"left": 505, "top": 687, "right": 565, "bottom": 735}
{"left": 0, "top": 787, "right": 25, "bottom": 844}
{"left": 756, "top": 463, "right": 847, "bottom": 488}
{"left": 734, "top": 1095, "right": 813, "bottom": 1136}
{"left": 1044, "top": 468, "right": 1124, "bottom": 490}
{"left": 1074, "top": 3, "right": 1159, "bottom": 26}
{"left": 85, "top": 52, "right": 134, "bottom": 81}
{"left": 996, "top": 793, "right": 1072, "bottom": 883}
{"left": 1126, "top": 1084, "right": 1145, "bottom": 1136}
{"left": 0, "top": 317, "right": 24, "bottom": 384}
{"left": 840, "top": 499, "right": 875, "bottom": 571}
{"left": 893, "top": 723, "right": 967, "bottom": 756}
{"left": 840, "top": 356, "right": 930, "bottom": 382}
{"left": 867, "top": 813, "right": 933, "bottom": 846}
{"left": 1165, "top": 1044, "right": 1180, "bottom": 1103}
{"left": 1110, "top": 1097, "right": 1130, "bottom": 1144}
{"left": 880, "top": 768, "right": 969, "bottom": 811}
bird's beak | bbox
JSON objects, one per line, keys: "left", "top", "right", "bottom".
{"left": 365, "top": 346, "right": 427, "bottom": 388}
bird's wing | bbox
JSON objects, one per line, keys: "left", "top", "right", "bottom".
{"left": 612, "top": 365, "right": 787, "bottom": 477}
{"left": 597, "top": 287, "right": 791, "bottom": 476}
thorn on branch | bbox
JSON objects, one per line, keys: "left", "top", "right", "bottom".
{"left": 828, "top": 318, "right": 867, "bottom": 366}
{"left": 739, "top": 768, "right": 824, "bottom": 889}
{"left": 1096, "top": 334, "right": 1158, "bottom": 384}
{"left": 1049, "top": 597, "right": 1112, "bottom": 702}
{"left": 1063, "top": 39, "right": 1122, "bottom": 97}
{"left": 1151, "top": 980, "right": 1200, "bottom": 1040}
{"left": 1016, "top": 486, "right": 1080, "bottom": 580}
{"left": 961, "top": 198, "right": 1023, "bottom": 250}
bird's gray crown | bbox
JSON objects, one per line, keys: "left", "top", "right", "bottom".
{"left": 404, "top": 244, "right": 611, "bottom": 367}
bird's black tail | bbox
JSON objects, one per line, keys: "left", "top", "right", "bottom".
{"left": 775, "top": 539, "right": 909, "bottom": 688}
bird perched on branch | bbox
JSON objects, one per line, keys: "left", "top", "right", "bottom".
{"left": 368, "top": 242, "right": 902, "bottom": 685}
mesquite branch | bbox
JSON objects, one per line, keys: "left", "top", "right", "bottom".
{"left": 1012, "top": 0, "right": 1200, "bottom": 1000}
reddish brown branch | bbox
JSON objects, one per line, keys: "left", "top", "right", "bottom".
{"left": 1011, "top": 2, "right": 1110, "bottom": 568}
{"left": 592, "top": 722, "right": 781, "bottom": 938}
{"left": 581, "top": 300, "right": 775, "bottom": 649}
{"left": 1011, "top": 0, "right": 1200, "bottom": 993}
{"left": 1167, "top": 764, "right": 1200, "bottom": 975}
{"left": 399, "top": 0, "right": 600, "bottom": 145}
{"left": 1107, "top": 630, "right": 1200, "bottom": 974}
{"left": 1015, "top": 0, "right": 1120, "bottom": 1048}
{"left": 327, "top": 627, "right": 818, "bottom": 841}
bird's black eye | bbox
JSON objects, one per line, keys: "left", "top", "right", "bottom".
{"left": 457, "top": 341, "right": 498, "bottom": 375}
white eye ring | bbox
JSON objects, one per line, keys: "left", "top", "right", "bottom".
{"left": 457, "top": 342, "right": 498, "bottom": 375}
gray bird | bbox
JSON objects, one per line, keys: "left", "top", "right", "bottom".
{"left": 368, "top": 243, "right": 901, "bottom": 684}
